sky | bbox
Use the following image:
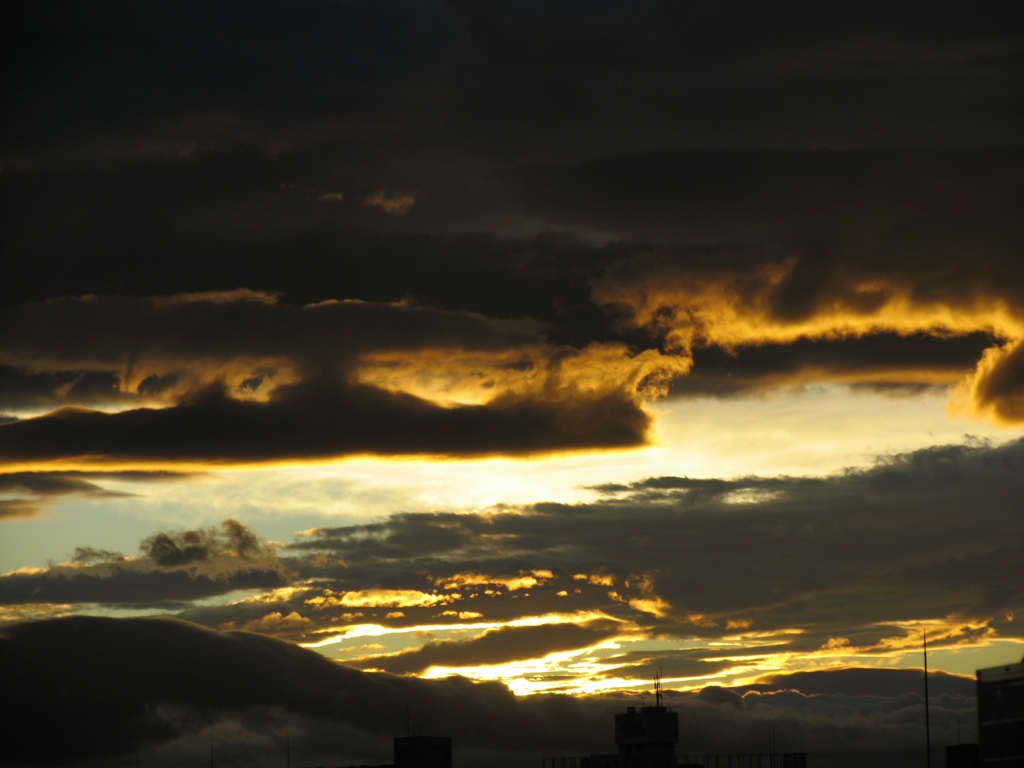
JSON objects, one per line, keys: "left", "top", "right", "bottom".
{"left": 1, "top": 1, "right": 1023, "bottom": 766}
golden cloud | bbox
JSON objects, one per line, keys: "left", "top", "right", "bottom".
{"left": 355, "top": 343, "right": 690, "bottom": 407}
{"left": 628, "top": 597, "right": 671, "bottom": 617}
{"left": 591, "top": 253, "right": 1024, "bottom": 424}
{"left": 437, "top": 610, "right": 484, "bottom": 619}
{"left": 572, "top": 573, "right": 615, "bottom": 586}
{"left": 304, "top": 588, "right": 460, "bottom": 609}
{"left": 437, "top": 571, "right": 555, "bottom": 592}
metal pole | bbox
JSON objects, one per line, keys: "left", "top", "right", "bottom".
{"left": 924, "top": 631, "right": 931, "bottom": 768}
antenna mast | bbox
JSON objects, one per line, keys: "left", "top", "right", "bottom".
{"left": 924, "top": 630, "right": 931, "bottom": 768}
{"left": 654, "top": 668, "right": 663, "bottom": 708}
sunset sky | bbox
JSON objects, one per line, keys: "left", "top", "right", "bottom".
{"left": 2, "top": 2, "right": 1023, "bottom": 766}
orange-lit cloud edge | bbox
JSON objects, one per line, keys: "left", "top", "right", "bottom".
{"left": 274, "top": 600, "right": 1005, "bottom": 695}
{"left": 2, "top": 545, "right": 1017, "bottom": 695}
{"left": 5, "top": 275, "right": 1024, "bottom": 473}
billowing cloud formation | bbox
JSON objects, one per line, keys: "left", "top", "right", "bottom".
{"left": 0, "top": 519, "right": 289, "bottom": 608}
{"left": 537, "top": 148, "right": 1024, "bottom": 421}
{"left": 0, "top": 291, "right": 691, "bottom": 464}
{"left": 0, "top": 616, "right": 983, "bottom": 768}
{"left": 3, "top": 3, "right": 1023, "bottom": 455}
{"left": 588, "top": 244, "right": 1024, "bottom": 423}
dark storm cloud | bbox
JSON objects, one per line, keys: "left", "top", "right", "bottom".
{"left": 0, "top": 292, "right": 664, "bottom": 462}
{"left": 0, "top": 470, "right": 192, "bottom": 519}
{"left": 516, "top": 147, "right": 1023, "bottom": 259}
{"left": 529, "top": 147, "right": 1024, "bottom": 417}
{"left": 0, "top": 616, "right": 983, "bottom": 768}
{"left": 0, "top": 378, "right": 649, "bottom": 462}
{"left": 6, "top": 147, "right": 1022, "bottom": 429}
{"left": 3, "top": 0, "right": 1019, "bottom": 167}
{"left": 3, "top": 3, "right": 1019, "bottom": 294}
{"left": 4, "top": 2, "right": 1022, "bottom": 435}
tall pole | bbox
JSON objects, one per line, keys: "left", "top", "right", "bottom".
{"left": 924, "top": 630, "right": 931, "bottom": 768}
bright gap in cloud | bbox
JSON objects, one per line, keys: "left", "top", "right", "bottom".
{"left": 2, "top": 385, "right": 1018, "bottom": 573}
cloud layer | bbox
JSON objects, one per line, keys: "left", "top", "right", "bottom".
{"left": 0, "top": 292, "right": 685, "bottom": 464}
{"left": 0, "top": 615, "right": 984, "bottom": 768}
{"left": 4, "top": 438, "right": 1021, "bottom": 691}
{"left": 4, "top": 2, "right": 1024, "bottom": 462}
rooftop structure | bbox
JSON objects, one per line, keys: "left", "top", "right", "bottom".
{"left": 946, "top": 743, "right": 980, "bottom": 768}
{"left": 544, "top": 675, "right": 808, "bottom": 768}
{"left": 331, "top": 734, "right": 453, "bottom": 768}
{"left": 610, "top": 674, "right": 679, "bottom": 768}
{"left": 977, "top": 655, "right": 1024, "bottom": 767}
{"left": 394, "top": 736, "right": 452, "bottom": 768}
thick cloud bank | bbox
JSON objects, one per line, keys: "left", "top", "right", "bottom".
{"left": 3, "top": 438, "right": 1021, "bottom": 690}
{"left": 0, "top": 616, "right": 980, "bottom": 768}
{"left": 4, "top": 1, "right": 1024, "bottom": 459}
{"left": 0, "top": 293, "right": 676, "bottom": 463}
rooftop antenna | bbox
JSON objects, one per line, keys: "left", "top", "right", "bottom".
{"left": 654, "top": 668, "right": 663, "bottom": 708}
{"left": 924, "top": 630, "right": 932, "bottom": 768}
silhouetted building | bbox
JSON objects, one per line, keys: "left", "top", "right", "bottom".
{"left": 334, "top": 734, "right": 453, "bottom": 768}
{"left": 946, "top": 743, "right": 980, "bottom": 768}
{"left": 978, "top": 656, "right": 1024, "bottom": 767}
{"left": 394, "top": 736, "right": 452, "bottom": 768}
{"left": 546, "top": 675, "right": 680, "bottom": 768}
{"left": 591, "top": 674, "right": 678, "bottom": 768}
{"left": 677, "top": 756, "right": 806, "bottom": 768}
{"left": 610, "top": 702, "right": 679, "bottom": 768}
{"left": 544, "top": 676, "right": 806, "bottom": 768}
